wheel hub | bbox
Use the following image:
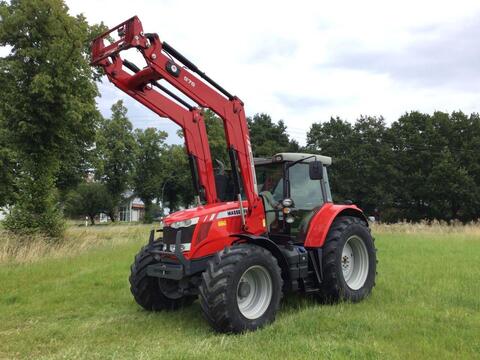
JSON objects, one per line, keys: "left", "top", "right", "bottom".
{"left": 238, "top": 281, "right": 251, "bottom": 298}
{"left": 158, "top": 278, "right": 183, "bottom": 299}
{"left": 342, "top": 243, "right": 354, "bottom": 280}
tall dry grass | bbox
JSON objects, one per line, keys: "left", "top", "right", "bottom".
{"left": 0, "top": 223, "right": 155, "bottom": 264}
{"left": 1, "top": 221, "right": 479, "bottom": 264}
{"left": 371, "top": 220, "right": 480, "bottom": 236}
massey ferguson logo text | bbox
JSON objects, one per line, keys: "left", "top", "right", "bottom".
{"left": 227, "top": 209, "right": 246, "bottom": 216}
{"left": 217, "top": 208, "right": 247, "bottom": 219}
{"left": 184, "top": 76, "right": 195, "bottom": 87}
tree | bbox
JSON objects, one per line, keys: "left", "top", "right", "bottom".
{"left": 350, "top": 116, "right": 396, "bottom": 215}
{"left": 65, "top": 182, "right": 112, "bottom": 225}
{"left": 427, "top": 149, "right": 477, "bottom": 221}
{"left": 172, "top": 110, "right": 226, "bottom": 209}
{"left": 307, "top": 116, "right": 396, "bottom": 218}
{"left": 247, "top": 113, "right": 299, "bottom": 157}
{"left": 56, "top": 109, "right": 104, "bottom": 199}
{"left": 306, "top": 117, "right": 357, "bottom": 204}
{"left": 393, "top": 112, "right": 439, "bottom": 220}
{"left": 201, "top": 110, "right": 299, "bottom": 161}
{"left": 0, "top": 0, "right": 103, "bottom": 237}
{"left": 444, "top": 111, "right": 480, "bottom": 221}
{"left": 0, "top": 114, "right": 17, "bottom": 207}
{"left": 306, "top": 111, "right": 480, "bottom": 223}
{"left": 133, "top": 128, "right": 167, "bottom": 223}
{"left": 390, "top": 111, "right": 480, "bottom": 222}
{"left": 96, "top": 101, "right": 136, "bottom": 221}
{"left": 160, "top": 144, "right": 195, "bottom": 211}
{"left": 203, "top": 109, "right": 229, "bottom": 165}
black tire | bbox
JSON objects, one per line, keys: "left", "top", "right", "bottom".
{"left": 129, "top": 244, "right": 196, "bottom": 311}
{"left": 318, "top": 216, "right": 377, "bottom": 303}
{"left": 199, "top": 244, "right": 283, "bottom": 333}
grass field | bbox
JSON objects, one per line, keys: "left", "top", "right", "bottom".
{"left": 0, "top": 223, "right": 479, "bottom": 359}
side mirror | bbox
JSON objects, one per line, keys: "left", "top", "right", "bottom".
{"left": 309, "top": 161, "right": 324, "bottom": 180}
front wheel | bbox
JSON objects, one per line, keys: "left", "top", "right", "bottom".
{"left": 199, "top": 244, "right": 283, "bottom": 333}
{"left": 318, "top": 216, "right": 377, "bottom": 303}
{"left": 129, "top": 244, "right": 196, "bottom": 311}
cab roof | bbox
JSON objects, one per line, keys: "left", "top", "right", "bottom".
{"left": 254, "top": 152, "right": 332, "bottom": 166}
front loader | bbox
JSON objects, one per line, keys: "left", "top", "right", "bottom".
{"left": 91, "top": 16, "right": 377, "bottom": 333}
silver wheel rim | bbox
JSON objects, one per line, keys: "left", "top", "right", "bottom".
{"left": 236, "top": 265, "right": 273, "bottom": 319}
{"left": 341, "top": 235, "right": 369, "bottom": 290}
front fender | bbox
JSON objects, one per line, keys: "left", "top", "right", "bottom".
{"left": 231, "top": 234, "right": 290, "bottom": 281}
{"left": 304, "top": 203, "right": 367, "bottom": 248}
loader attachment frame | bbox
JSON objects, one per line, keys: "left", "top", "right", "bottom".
{"left": 91, "top": 16, "right": 263, "bottom": 229}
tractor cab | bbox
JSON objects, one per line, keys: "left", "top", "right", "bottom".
{"left": 254, "top": 153, "right": 333, "bottom": 242}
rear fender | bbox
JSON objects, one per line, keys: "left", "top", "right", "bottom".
{"left": 304, "top": 203, "right": 368, "bottom": 248}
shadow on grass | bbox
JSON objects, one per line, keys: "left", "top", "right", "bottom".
{"left": 128, "top": 300, "right": 212, "bottom": 335}
{"left": 127, "top": 291, "right": 327, "bottom": 336}
{"left": 280, "top": 292, "right": 320, "bottom": 313}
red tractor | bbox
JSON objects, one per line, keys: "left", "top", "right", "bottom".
{"left": 91, "top": 17, "right": 377, "bottom": 333}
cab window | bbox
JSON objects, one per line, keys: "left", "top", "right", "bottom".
{"left": 256, "top": 164, "right": 284, "bottom": 201}
{"left": 255, "top": 163, "right": 284, "bottom": 232}
{"left": 289, "top": 162, "right": 323, "bottom": 210}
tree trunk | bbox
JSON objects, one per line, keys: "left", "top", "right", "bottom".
{"left": 89, "top": 214, "right": 95, "bottom": 225}
{"left": 451, "top": 202, "right": 460, "bottom": 222}
{"left": 143, "top": 198, "right": 153, "bottom": 224}
{"left": 108, "top": 209, "right": 116, "bottom": 222}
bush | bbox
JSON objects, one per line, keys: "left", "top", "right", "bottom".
{"left": 65, "top": 182, "right": 113, "bottom": 225}
{"left": 3, "top": 200, "right": 65, "bottom": 239}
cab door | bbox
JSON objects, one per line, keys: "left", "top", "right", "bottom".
{"left": 255, "top": 163, "right": 285, "bottom": 233}
{"left": 286, "top": 162, "right": 330, "bottom": 241}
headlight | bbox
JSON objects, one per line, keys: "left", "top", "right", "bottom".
{"left": 170, "top": 217, "right": 199, "bottom": 229}
{"left": 282, "top": 198, "right": 293, "bottom": 207}
{"left": 169, "top": 243, "right": 191, "bottom": 252}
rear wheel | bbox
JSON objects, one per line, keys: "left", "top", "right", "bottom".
{"left": 129, "top": 244, "right": 195, "bottom": 311}
{"left": 199, "top": 244, "right": 283, "bottom": 333}
{"left": 318, "top": 216, "right": 376, "bottom": 303}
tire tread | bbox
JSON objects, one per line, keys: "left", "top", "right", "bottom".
{"left": 318, "top": 216, "right": 377, "bottom": 303}
{"left": 129, "top": 244, "right": 195, "bottom": 311}
{"left": 199, "top": 244, "right": 283, "bottom": 333}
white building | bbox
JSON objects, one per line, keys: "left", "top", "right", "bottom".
{"left": 119, "top": 191, "right": 145, "bottom": 222}
{"left": 0, "top": 207, "right": 10, "bottom": 221}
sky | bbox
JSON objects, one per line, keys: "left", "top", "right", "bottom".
{"left": 5, "top": 0, "right": 480, "bottom": 145}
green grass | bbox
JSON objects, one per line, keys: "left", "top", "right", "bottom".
{"left": 0, "top": 226, "right": 479, "bottom": 359}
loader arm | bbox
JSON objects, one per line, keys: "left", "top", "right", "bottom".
{"left": 91, "top": 16, "right": 263, "bottom": 229}
{"left": 91, "top": 17, "right": 217, "bottom": 203}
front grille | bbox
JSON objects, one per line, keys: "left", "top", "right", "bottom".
{"left": 162, "top": 225, "right": 196, "bottom": 244}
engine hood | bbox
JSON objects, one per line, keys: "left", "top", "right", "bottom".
{"left": 163, "top": 201, "right": 248, "bottom": 226}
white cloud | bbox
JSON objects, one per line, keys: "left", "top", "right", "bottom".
{"left": 62, "top": 0, "right": 480, "bottom": 144}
